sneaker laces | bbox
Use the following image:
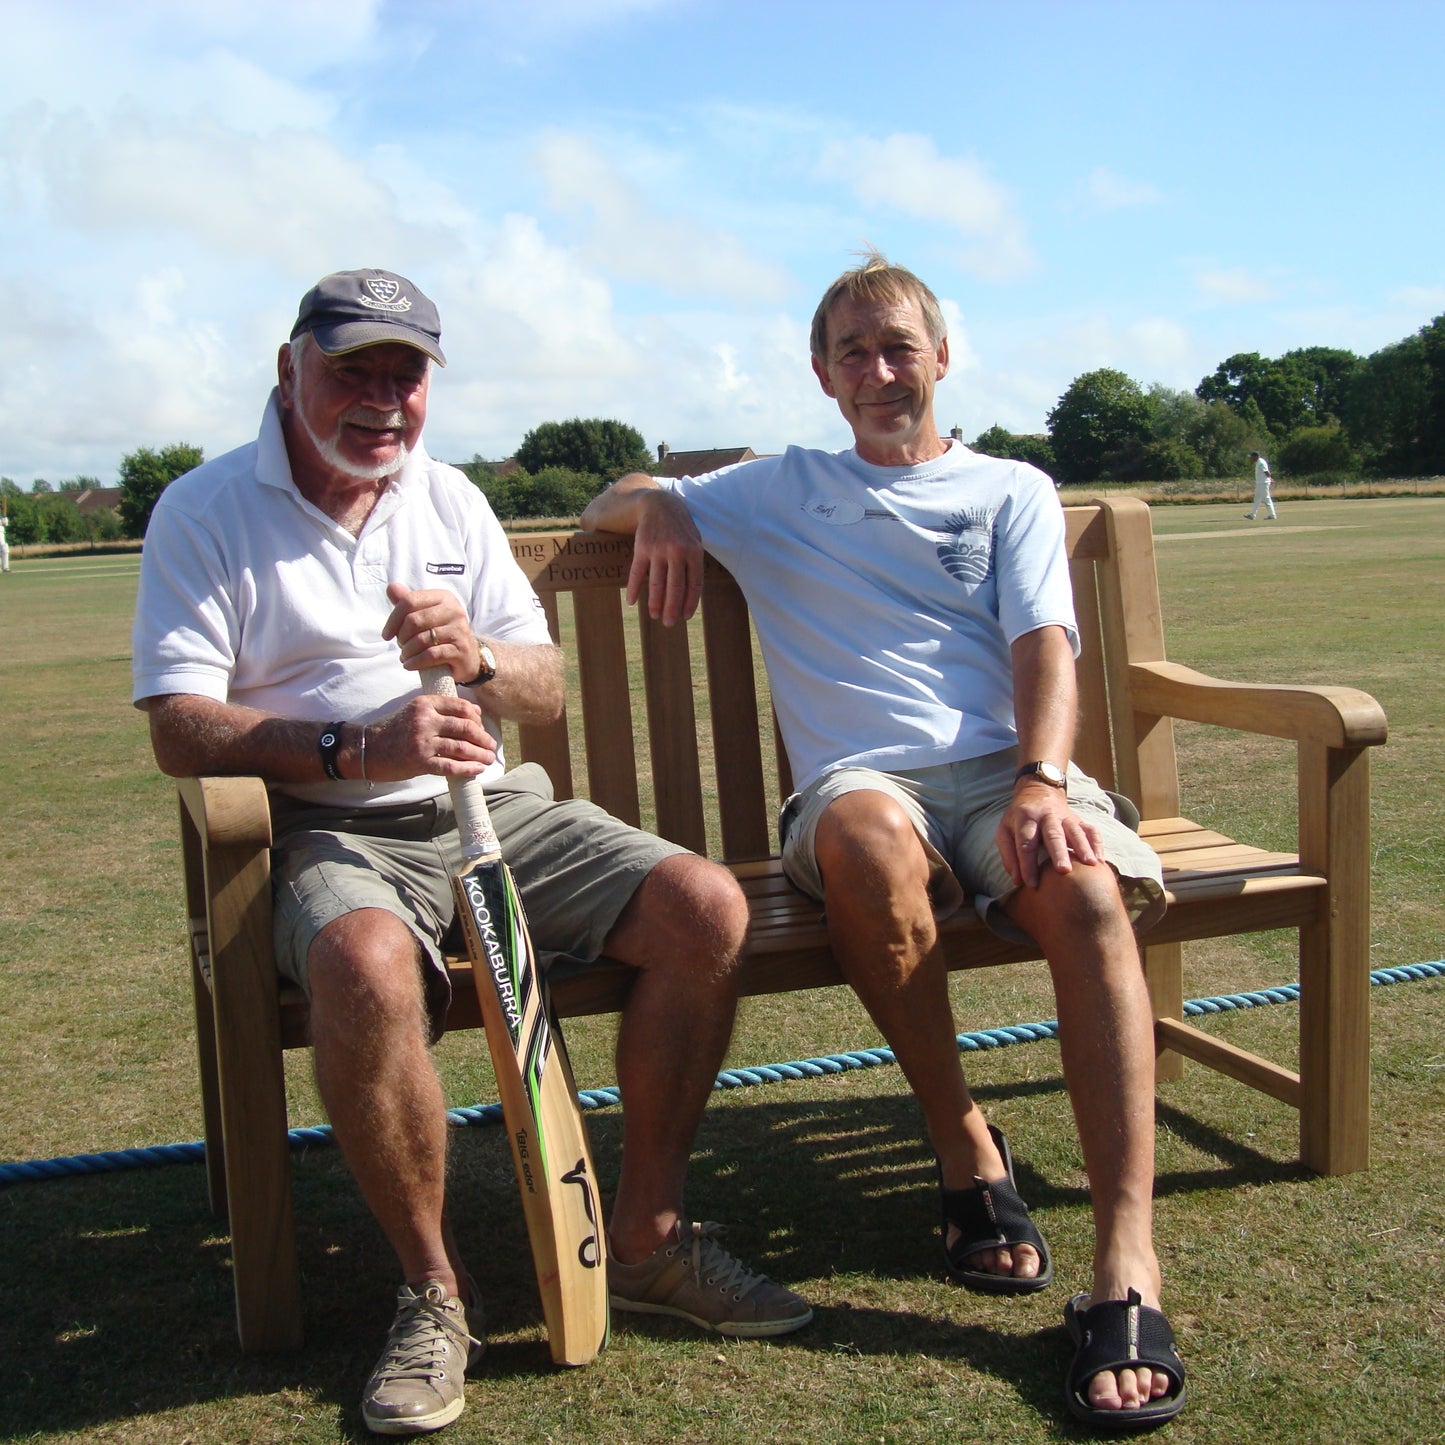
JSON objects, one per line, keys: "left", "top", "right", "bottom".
{"left": 374, "top": 1284, "right": 481, "bottom": 1386}
{"left": 677, "top": 1221, "right": 772, "bottom": 1301}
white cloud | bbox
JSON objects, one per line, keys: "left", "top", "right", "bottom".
{"left": 1082, "top": 166, "right": 1165, "bottom": 211}
{"left": 937, "top": 297, "right": 981, "bottom": 375}
{"left": 533, "top": 131, "right": 793, "bottom": 304}
{"left": 5, "top": 106, "right": 450, "bottom": 274}
{"left": 816, "top": 132, "right": 1035, "bottom": 282}
{"left": 1389, "top": 284, "right": 1445, "bottom": 315}
{"left": 4, "top": 2, "right": 379, "bottom": 123}
{"left": 1195, "top": 267, "right": 1277, "bottom": 304}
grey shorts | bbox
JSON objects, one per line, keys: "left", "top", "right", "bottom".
{"left": 271, "top": 761, "right": 687, "bottom": 1036}
{"left": 779, "top": 750, "right": 1165, "bottom": 946}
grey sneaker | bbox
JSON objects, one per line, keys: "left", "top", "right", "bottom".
{"left": 361, "top": 1278, "right": 485, "bottom": 1436}
{"left": 609, "top": 1220, "right": 813, "bottom": 1338}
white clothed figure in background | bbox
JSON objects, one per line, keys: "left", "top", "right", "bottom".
{"left": 1245, "top": 451, "right": 1276, "bottom": 520}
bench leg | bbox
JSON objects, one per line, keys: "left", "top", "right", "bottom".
{"left": 1297, "top": 742, "right": 1372, "bottom": 1175}
{"left": 1145, "top": 940, "right": 1186, "bottom": 1082}
{"left": 191, "top": 955, "right": 229, "bottom": 1216}
{"left": 208, "top": 846, "right": 304, "bottom": 1350}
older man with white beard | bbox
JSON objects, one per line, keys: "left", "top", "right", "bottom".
{"left": 132, "top": 269, "right": 811, "bottom": 1437}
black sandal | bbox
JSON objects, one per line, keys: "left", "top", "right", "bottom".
{"left": 1063, "top": 1288, "right": 1187, "bottom": 1430}
{"left": 939, "top": 1125, "right": 1053, "bottom": 1294}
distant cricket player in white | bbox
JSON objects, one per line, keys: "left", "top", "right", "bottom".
{"left": 1245, "top": 451, "right": 1277, "bottom": 520}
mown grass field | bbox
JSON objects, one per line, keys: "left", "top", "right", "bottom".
{"left": 0, "top": 496, "right": 1442, "bottom": 1443}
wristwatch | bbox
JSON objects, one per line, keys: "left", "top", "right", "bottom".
{"left": 466, "top": 639, "right": 497, "bottom": 686}
{"left": 1014, "top": 760, "right": 1067, "bottom": 789}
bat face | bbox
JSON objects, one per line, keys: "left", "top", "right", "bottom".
{"left": 452, "top": 855, "right": 605, "bottom": 1295}
{"left": 456, "top": 858, "right": 530, "bottom": 1045}
{"left": 422, "top": 664, "right": 606, "bottom": 1361}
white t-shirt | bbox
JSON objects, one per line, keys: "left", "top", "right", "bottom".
{"left": 666, "top": 441, "right": 1077, "bottom": 793}
{"left": 132, "top": 392, "right": 551, "bottom": 806}
{"left": 1254, "top": 456, "right": 1272, "bottom": 487}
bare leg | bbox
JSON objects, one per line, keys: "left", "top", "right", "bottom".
{"left": 1005, "top": 863, "right": 1171, "bottom": 1411}
{"left": 812, "top": 790, "right": 1038, "bottom": 1281}
{"left": 306, "top": 908, "right": 461, "bottom": 1298}
{"left": 601, "top": 855, "right": 749, "bottom": 1265}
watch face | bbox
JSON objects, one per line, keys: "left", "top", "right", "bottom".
{"left": 1017, "top": 761, "right": 1066, "bottom": 787}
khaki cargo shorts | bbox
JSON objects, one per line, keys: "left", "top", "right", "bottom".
{"left": 270, "top": 762, "right": 687, "bottom": 1037}
{"left": 779, "top": 749, "right": 1165, "bottom": 946}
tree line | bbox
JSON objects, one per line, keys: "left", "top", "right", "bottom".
{"left": 6, "top": 310, "right": 1440, "bottom": 541}
{"left": 976, "top": 311, "right": 1445, "bottom": 484}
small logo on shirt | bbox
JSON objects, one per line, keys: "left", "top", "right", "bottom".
{"left": 802, "top": 497, "right": 902, "bottom": 526}
{"left": 426, "top": 562, "right": 465, "bottom": 575}
{"left": 936, "top": 509, "right": 995, "bottom": 585}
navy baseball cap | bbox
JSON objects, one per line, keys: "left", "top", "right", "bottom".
{"left": 290, "top": 269, "right": 446, "bottom": 366}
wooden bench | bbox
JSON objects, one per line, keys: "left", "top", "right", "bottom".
{"left": 177, "top": 495, "right": 1387, "bottom": 1352}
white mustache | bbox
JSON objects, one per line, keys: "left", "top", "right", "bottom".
{"left": 341, "top": 406, "right": 406, "bottom": 430}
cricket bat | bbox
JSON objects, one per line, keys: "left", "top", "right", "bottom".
{"left": 423, "top": 666, "right": 609, "bottom": 1366}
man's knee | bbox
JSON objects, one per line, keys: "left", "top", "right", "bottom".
{"left": 1010, "top": 863, "right": 1136, "bottom": 958}
{"left": 606, "top": 853, "right": 748, "bottom": 970}
{"left": 307, "top": 908, "right": 429, "bottom": 1028}
{"left": 814, "top": 790, "right": 929, "bottom": 892}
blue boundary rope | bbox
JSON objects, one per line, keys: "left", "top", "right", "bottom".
{"left": 4, "top": 961, "right": 1441, "bottom": 1188}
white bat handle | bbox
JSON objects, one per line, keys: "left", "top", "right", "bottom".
{"left": 422, "top": 665, "right": 498, "bottom": 860}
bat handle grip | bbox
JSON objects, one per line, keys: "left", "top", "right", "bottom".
{"left": 422, "top": 665, "right": 498, "bottom": 859}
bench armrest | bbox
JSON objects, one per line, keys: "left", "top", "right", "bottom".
{"left": 178, "top": 775, "right": 273, "bottom": 849}
{"left": 1128, "top": 661, "right": 1388, "bottom": 749}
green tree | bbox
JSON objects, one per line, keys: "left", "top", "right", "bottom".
{"left": 1047, "top": 368, "right": 1152, "bottom": 482}
{"left": 1278, "top": 424, "right": 1356, "bottom": 476}
{"left": 1196, "top": 348, "right": 1360, "bottom": 438}
{"left": 118, "top": 443, "right": 204, "bottom": 538}
{"left": 1188, "top": 399, "right": 1259, "bottom": 477}
{"left": 972, "top": 424, "right": 1015, "bottom": 458}
{"left": 1340, "top": 334, "right": 1428, "bottom": 474}
{"left": 1419, "top": 314, "right": 1445, "bottom": 474}
{"left": 513, "top": 418, "right": 650, "bottom": 483}
{"left": 510, "top": 466, "right": 608, "bottom": 520}
{"left": 1282, "top": 346, "right": 1360, "bottom": 424}
{"left": 5, "top": 492, "right": 40, "bottom": 543}
{"left": 971, "top": 425, "right": 1056, "bottom": 474}
{"left": 6, "top": 490, "right": 84, "bottom": 543}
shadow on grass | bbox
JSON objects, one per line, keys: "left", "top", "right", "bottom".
{"left": 0, "top": 1075, "right": 1300, "bottom": 1437}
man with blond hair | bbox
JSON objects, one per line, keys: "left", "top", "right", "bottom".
{"left": 583, "top": 251, "right": 1187, "bottom": 1429}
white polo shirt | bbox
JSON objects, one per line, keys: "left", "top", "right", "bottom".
{"left": 132, "top": 392, "right": 551, "bottom": 806}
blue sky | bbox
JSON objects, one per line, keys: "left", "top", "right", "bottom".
{"left": 3, "top": 0, "right": 1442, "bottom": 486}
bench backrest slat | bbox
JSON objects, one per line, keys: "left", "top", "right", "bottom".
{"left": 702, "top": 570, "right": 774, "bottom": 860}
{"left": 639, "top": 609, "right": 708, "bottom": 853}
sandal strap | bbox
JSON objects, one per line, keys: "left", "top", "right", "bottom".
{"left": 1067, "top": 1289, "right": 1186, "bottom": 1398}
{"left": 941, "top": 1172, "right": 1047, "bottom": 1258}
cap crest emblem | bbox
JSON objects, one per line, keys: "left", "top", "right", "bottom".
{"left": 360, "top": 277, "right": 412, "bottom": 313}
